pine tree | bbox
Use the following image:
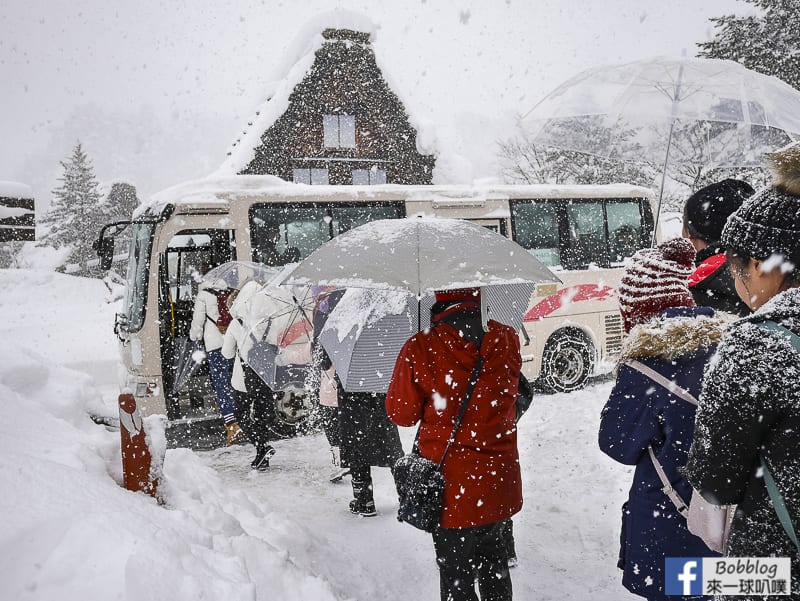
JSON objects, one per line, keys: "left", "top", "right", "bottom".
{"left": 699, "top": 0, "right": 800, "bottom": 90}
{"left": 39, "top": 142, "right": 104, "bottom": 275}
{"left": 99, "top": 181, "right": 139, "bottom": 273}
{"left": 102, "top": 181, "right": 139, "bottom": 222}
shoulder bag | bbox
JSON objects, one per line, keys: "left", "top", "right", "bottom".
{"left": 391, "top": 356, "right": 484, "bottom": 533}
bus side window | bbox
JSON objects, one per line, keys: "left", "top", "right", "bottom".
{"left": 607, "top": 201, "right": 644, "bottom": 263}
{"left": 564, "top": 201, "right": 606, "bottom": 269}
{"left": 511, "top": 201, "right": 561, "bottom": 267}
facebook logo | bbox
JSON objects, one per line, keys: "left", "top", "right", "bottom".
{"left": 665, "top": 558, "right": 703, "bottom": 595}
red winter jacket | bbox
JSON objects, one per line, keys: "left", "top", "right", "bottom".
{"left": 386, "top": 319, "right": 523, "bottom": 528}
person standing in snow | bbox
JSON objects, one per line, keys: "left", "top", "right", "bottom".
{"left": 599, "top": 238, "right": 727, "bottom": 601}
{"left": 336, "top": 379, "right": 403, "bottom": 517}
{"left": 684, "top": 144, "right": 800, "bottom": 600}
{"left": 190, "top": 273, "right": 245, "bottom": 446}
{"left": 310, "top": 287, "right": 350, "bottom": 483}
{"left": 386, "top": 288, "right": 522, "bottom": 601}
{"left": 221, "top": 279, "right": 276, "bottom": 470}
{"left": 682, "top": 178, "right": 754, "bottom": 316}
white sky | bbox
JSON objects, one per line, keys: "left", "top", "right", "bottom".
{"left": 1, "top": 0, "right": 746, "bottom": 203}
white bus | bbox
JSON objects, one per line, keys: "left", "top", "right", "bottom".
{"left": 98, "top": 176, "right": 658, "bottom": 446}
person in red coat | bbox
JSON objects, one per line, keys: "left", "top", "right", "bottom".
{"left": 386, "top": 288, "right": 522, "bottom": 601}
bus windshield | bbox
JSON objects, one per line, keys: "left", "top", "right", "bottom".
{"left": 123, "top": 221, "right": 156, "bottom": 332}
{"left": 249, "top": 201, "right": 404, "bottom": 266}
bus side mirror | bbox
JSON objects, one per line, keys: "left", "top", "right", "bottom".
{"left": 96, "top": 237, "right": 114, "bottom": 270}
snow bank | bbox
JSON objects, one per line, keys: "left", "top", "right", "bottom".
{"left": 0, "top": 267, "right": 639, "bottom": 600}
{"left": 0, "top": 269, "right": 342, "bottom": 601}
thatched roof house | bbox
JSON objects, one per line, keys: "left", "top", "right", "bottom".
{"left": 222, "top": 27, "right": 435, "bottom": 185}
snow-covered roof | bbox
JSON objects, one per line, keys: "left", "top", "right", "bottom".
{"left": 213, "top": 11, "right": 436, "bottom": 178}
{"left": 0, "top": 181, "right": 33, "bottom": 199}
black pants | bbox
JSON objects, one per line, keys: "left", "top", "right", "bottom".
{"left": 233, "top": 364, "right": 276, "bottom": 449}
{"left": 318, "top": 405, "right": 340, "bottom": 447}
{"left": 432, "top": 521, "right": 512, "bottom": 601}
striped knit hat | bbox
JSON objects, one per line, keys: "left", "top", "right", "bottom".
{"left": 618, "top": 237, "right": 696, "bottom": 333}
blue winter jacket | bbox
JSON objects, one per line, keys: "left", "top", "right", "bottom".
{"left": 599, "top": 306, "right": 725, "bottom": 600}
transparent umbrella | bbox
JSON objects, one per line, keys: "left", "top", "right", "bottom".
{"left": 241, "top": 266, "right": 316, "bottom": 389}
{"left": 171, "top": 336, "right": 207, "bottom": 395}
{"left": 201, "top": 261, "right": 280, "bottom": 290}
{"left": 522, "top": 55, "right": 800, "bottom": 222}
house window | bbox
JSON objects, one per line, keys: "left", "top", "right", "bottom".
{"left": 323, "top": 114, "right": 356, "bottom": 148}
{"left": 352, "top": 168, "right": 387, "bottom": 185}
{"left": 292, "top": 168, "right": 329, "bottom": 185}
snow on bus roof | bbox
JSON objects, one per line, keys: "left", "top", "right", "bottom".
{"left": 0, "top": 181, "right": 33, "bottom": 199}
{"left": 137, "top": 174, "right": 654, "bottom": 218}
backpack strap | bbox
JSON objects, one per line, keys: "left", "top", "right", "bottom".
{"left": 626, "top": 359, "right": 698, "bottom": 406}
{"left": 647, "top": 445, "right": 689, "bottom": 516}
{"left": 758, "top": 320, "right": 800, "bottom": 354}
{"left": 761, "top": 454, "right": 800, "bottom": 557}
{"left": 625, "top": 359, "right": 697, "bottom": 516}
{"left": 204, "top": 288, "right": 222, "bottom": 326}
{"left": 754, "top": 321, "right": 800, "bottom": 557}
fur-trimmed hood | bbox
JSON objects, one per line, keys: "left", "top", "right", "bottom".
{"left": 621, "top": 307, "right": 730, "bottom": 361}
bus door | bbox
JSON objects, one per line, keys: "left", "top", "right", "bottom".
{"left": 159, "top": 229, "right": 236, "bottom": 419}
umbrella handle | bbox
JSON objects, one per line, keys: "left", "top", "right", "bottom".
{"left": 653, "top": 118, "right": 676, "bottom": 246}
{"left": 653, "top": 53, "right": 686, "bottom": 246}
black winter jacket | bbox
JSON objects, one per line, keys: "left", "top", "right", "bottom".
{"left": 684, "top": 286, "right": 800, "bottom": 600}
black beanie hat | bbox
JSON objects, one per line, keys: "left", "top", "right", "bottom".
{"left": 683, "top": 178, "right": 755, "bottom": 243}
{"left": 721, "top": 144, "right": 800, "bottom": 268}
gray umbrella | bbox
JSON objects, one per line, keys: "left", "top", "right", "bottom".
{"left": 319, "top": 289, "right": 417, "bottom": 393}
{"left": 281, "top": 217, "right": 561, "bottom": 294}
{"left": 318, "top": 285, "right": 536, "bottom": 393}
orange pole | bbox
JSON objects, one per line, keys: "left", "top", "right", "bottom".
{"left": 119, "top": 393, "right": 159, "bottom": 497}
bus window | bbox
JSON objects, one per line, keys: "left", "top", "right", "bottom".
{"left": 123, "top": 221, "right": 156, "bottom": 332}
{"left": 510, "top": 201, "right": 561, "bottom": 267}
{"left": 331, "top": 204, "right": 401, "bottom": 235}
{"left": 607, "top": 201, "right": 644, "bottom": 263}
{"left": 251, "top": 205, "right": 330, "bottom": 266}
{"left": 564, "top": 201, "right": 606, "bottom": 269}
{"left": 250, "top": 202, "right": 404, "bottom": 266}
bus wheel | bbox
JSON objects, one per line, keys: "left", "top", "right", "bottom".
{"left": 537, "top": 330, "right": 594, "bottom": 393}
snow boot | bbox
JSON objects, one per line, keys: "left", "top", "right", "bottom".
{"left": 329, "top": 446, "right": 351, "bottom": 483}
{"left": 251, "top": 445, "right": 276, "bottom": 471}
{"left": 349, "top": 478, "right": 377, "bottom": 517}
{"left": 225, "top": 422, "right": 246, "bottom": 446}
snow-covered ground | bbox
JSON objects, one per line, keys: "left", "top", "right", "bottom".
{"left": 0, "top": 268, "right": 639, "bottom": 601}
